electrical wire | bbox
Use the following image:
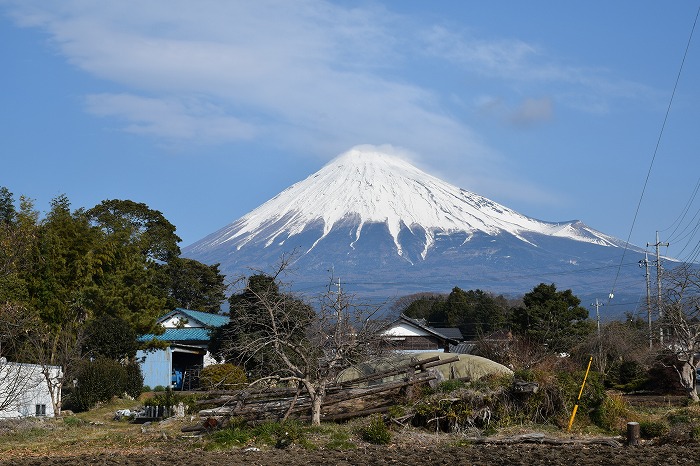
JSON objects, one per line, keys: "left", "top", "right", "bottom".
{"left": 608, "top": 4, "right": 700, "bottom": 303}
{"left": 662, "top": 176, "right": 700, "bottom": 243}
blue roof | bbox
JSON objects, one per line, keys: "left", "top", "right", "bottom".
{"left": 139, "top": 327, "right": 213, "bottom": 343}
{"left": 139, "top": 308, "right": 229, "bottom": 343}
{"left": 159, "top": 308, "right": 229, "bottom": 328}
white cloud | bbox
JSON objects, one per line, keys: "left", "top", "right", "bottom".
{"left": 420, "top": 24, "right": 652, "bottom": 114}
{"left": 2, "top": 0, "right": 647, "bottom": 204}
{"left": 84, "top": 93, "right": 258, "bottom": 143}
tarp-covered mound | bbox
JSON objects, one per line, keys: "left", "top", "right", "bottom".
{"left": 337, "top": 352, "right": 513, "bottom": 386}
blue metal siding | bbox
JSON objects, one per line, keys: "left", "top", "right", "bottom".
{"left": 137, "top": 348, "right": 172, "bottom": 389}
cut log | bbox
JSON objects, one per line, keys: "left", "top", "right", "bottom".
{"left": 337, "top": 356, "right": 442, "bottom": 386}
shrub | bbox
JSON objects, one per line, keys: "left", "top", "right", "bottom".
{"left": 359, "top": 415, "right": 392, "bottom": 445}
{"left": 555, "top": 369, "right": 606, "bottom": 428}
{"left": 640, "top": 420, "right": 670, "bottom": 439}
{"left": 206, "top": 419, "right": 314, "bottom": 450}
{"left": 208, "top": 425, "right": 253, "bottom": 449}
{"left": 199, "top": 363, "right": 247, "bottom": 390}
{"left": 590, "top": 392, "right": 630, "bottom": 432}
{"left": 437, "top": 379, "right": 466, "bottom": 392}
{"left": 70, "top": 358, "right": 127, "bottom": 411}
{"left": 62, "top": 416, "right": 84, "bottom": 427}
{"left": 66, "top": 357, "right": 145, "bottom": 411}
{"left": 252, "top": 420, "right": 306, "bottom": 449}
{"left": 123, "top": 360, "right": 144, "bottom": 398}
{"left": 409, "top": 368, "right": 622, "bottom": 434}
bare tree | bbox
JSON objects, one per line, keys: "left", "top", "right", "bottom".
{"left": 21, "top": 320, "right": 83, "bottom": 415}
{"left": 661, "top": 263, "right": 700, "bottom": 401}
{"left": 219, "top": 272, "right": 389, "bottom": 425}
{"left": 574, "top": 317, "right": 651, "bottom": 377}
{"left": 0, "top": 303, "right": 43, "bottom": 415}
{"left": 475, "top": 333, "right": 550, "bottom": 371}
{"left": 0, "top": 358, "right": 44, "bottom": 416}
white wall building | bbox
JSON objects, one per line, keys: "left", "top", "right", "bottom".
{"left": 0, "top": 358, "right": 62, "bottom": 419}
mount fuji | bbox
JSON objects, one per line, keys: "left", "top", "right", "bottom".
{"left": 183, "top": 146, "right": 647, "bottom": 312}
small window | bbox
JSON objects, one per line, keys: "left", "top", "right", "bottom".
{"left": 35, "top": 404, "right": 46, "bottom": 416}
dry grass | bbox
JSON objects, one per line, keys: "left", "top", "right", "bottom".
{"left": 1, "top": 393, "right": 695, "bottom": 461}
{"left": 0, "top": 396, "right": 204, "bottom": 459}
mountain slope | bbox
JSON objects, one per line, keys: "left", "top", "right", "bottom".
{"left": 184, "top": 145, "right": 645, "bottom": 308}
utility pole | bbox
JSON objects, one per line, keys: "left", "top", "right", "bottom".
{"left": 328, "top": 265, "right": 342, "bottom": 320}
{"left": 639, "top": 252, "right": 652, "bottom": 348}
{"left": 589, "top": 298, "right": 604, "bottom": 373}
{"left": 647, "top": 232, "right": 669, "bottom": 345}
{"left": 591, "top": 298, "right": 604, "bottom": 338}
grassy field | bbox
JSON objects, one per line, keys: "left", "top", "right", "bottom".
{"left": 1, "top": 390, "right": 698, "bottom": 461}
{"left": 0, "top": 397, "right": 193, "bottom": 458}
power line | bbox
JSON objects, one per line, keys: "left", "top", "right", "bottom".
{"left": 608, "top": 4, "right": 700, "bottom": 302}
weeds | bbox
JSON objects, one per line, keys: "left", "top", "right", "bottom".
{"left": 358, "top": 415, "right": 392, "bottom": 445}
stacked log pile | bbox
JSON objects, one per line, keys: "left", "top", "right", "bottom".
{"left": 185, "top": 355, "right": 459, "bottom": 432}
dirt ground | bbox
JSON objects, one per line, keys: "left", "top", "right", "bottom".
{"left": 2, "top": 442, "right": 700, "bottom": 465}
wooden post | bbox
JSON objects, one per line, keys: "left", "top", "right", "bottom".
{"left": 405, "top": 366, "right": 415, "bottom": 400}
{"left": 627, "top": 422, "right": 640, "bottom": 446}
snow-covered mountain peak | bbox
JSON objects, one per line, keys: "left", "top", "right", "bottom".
{"left": 190, "top": 145, "right": 621, "bottom": 259}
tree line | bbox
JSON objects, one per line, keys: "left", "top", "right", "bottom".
{"left": 3, "top": 185, "right": 700, "bottom": 418}
{"left": 397, "top": 284, "right": 592, "bottom": 354}
{"left": 0, "top": 187, "right": 227, "bottom": 413}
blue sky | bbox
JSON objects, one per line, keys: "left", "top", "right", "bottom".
{"left": 2, "top": 1, "right": 699, "bottom": 264}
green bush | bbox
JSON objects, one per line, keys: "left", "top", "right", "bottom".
{"left": 640, "top": 420, "right": 670, "bottom": 439}
{"left": 123, "top": 360, "right": 144, "bottom": 398}
{"left": 359, "top": 415, "right": 392, "bottom": 445}
{"left": 62, "top": 416, "right": 84, "bottom": 427}
{"left": 206, "top": 419, "right": 314, "bottom": 450}
{"left": 590, "top": 392, "right": 630, "bottom": 432}
{"left": 409, "top": 369, "right": 618, "bottom": 432}
{"left": 208, "top": 425, "right": 253, "bottom": 449}
{"left": 199, "top": 363, "right": 247, "bottom": 390}
{"left": 68, "top": 357, "right": 145, "bottom": 411}
{"left": 437, "top": 379, "right": 466, "bottom": 392}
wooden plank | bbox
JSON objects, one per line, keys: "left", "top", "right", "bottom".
{"left": 336, "top": 356, "right": 442, "bottom": 386}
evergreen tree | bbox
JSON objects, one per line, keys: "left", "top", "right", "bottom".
{"left": 210, "top": 274, "right": 314, "bottom": 377}
{"left": 510, "top": 283, "right": 592, "bottom": 353}
{"left": 402, "top": 287, "right": 511, "bottom": 339}
{"left": 86, "top": 199, "right": 181, "bottom": 263}
{"left": 0, "top": 187, "right": 16, "bottom": 224}
{"left": 156, "top": 257, "right": 227, "bottom": 313}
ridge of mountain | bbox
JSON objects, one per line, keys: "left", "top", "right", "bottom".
{"left": 183, "top": 145, "right": 646, "bottom": 315}
{"left": 187, "top": 146, "right": 626, "bottom": 261}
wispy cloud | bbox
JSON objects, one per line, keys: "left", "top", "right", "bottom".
{"left": 420, "top": 24, "right": 652, "bottom": 114}
{"left": 2, "top": 0, "right": 648, "bottom": 204}
{"left": 84, "top": 93, "right": 258, "bottom": 143}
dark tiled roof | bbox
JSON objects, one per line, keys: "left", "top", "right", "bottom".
{"left": 431, "top": 327, "right": 464, "bottom": 341}
{"left": 392, "top": 314, "right": 460, "bottom": 344}
{"left": 450, "top": 342, "right": 477, "bottom": 354}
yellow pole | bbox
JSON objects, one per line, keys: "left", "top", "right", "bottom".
{"left": 567, "top": 356, "right": 593, "bottom": 432}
